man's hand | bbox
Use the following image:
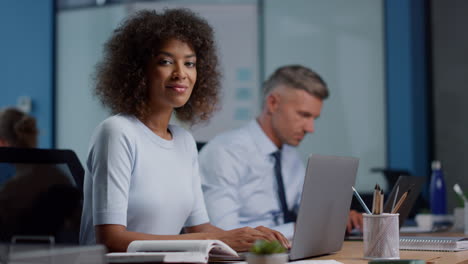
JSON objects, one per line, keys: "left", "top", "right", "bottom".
{"left": 215, "top": 226, "right": 289, "bottom": 252}
{"left": 346, "top": 210, "right": 363, "bottom": 233}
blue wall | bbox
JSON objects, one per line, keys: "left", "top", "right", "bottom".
{"left": 385, "top": 0, "right": 430, "bottom": 180}
{"left": 0, "top": 0, "right": 54, "bottom": 148}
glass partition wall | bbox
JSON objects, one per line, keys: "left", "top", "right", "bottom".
{"left": 56, "top": 0, "right": 385, "bottom": 192}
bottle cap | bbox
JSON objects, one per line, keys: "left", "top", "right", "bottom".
{"left": 431, "top": 160, "right": 441, "bottom": 170}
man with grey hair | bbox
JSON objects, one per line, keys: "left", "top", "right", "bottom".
{"left": 199, "top": 65, "right": 362, "bottom": 239}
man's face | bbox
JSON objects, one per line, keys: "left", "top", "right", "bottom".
{"left": 268, "top": 86, "right": 323, "bottom": 147}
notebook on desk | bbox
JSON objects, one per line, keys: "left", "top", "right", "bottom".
{"left": 400, "top": 236, "right": 468, "bottom": 252}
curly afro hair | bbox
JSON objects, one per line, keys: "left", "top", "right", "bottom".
{"left": 94, "top": 8, "right": 220, "bottom": 124}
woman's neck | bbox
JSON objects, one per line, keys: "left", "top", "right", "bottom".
{"left": 140, "top": 108, "right": 173, "bottom": 140}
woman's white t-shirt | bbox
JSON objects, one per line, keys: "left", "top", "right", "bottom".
{"left": 79, "top": 114, "right": 209, "bottom": 244}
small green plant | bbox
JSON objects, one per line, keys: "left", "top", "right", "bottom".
{"left": 250, "top": 240, "right": 287, "bottom": 255}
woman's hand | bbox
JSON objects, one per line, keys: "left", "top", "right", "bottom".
{"left": 214, "top": 226, "right": 290, "bottom": 252}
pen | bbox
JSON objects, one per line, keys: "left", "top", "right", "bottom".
{"left": 352, "top": 186, "right": 371, "bottom": 214}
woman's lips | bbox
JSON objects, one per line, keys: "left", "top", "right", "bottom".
{"left": 167, "top": 84, "right": 188, "bottom": 93}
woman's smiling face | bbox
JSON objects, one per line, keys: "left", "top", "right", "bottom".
{"left": 147, "top": 38, "right": 197, "bottom": 111}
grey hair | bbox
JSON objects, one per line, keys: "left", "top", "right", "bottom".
{"left": 263, "top": 65, "right": 329, "bottom": 102}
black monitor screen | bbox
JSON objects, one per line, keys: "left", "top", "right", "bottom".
{"left": 0, "top": 148, "right": 83, "bottom": 244}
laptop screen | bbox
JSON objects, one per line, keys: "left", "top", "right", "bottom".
{"left": 290, "top": 154, "right": 359, "bottom": 260}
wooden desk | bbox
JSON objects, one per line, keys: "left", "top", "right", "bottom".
{"left": 312, "top": 240, "right": 468, "bottom": 264}
{"left": 210, "top": 240, "right": 468, "bottom": 264}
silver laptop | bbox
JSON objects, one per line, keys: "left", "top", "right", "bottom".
{"left": 289, "top": 154, "right": 359, "bottom": 260}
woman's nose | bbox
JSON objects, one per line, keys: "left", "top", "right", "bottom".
{"left": 172, "top": 64, "right": 187, "bottom": 79}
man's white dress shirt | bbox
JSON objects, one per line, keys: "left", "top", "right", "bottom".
{"left": 199, "top": 120, "right": 305, "bottom": 238}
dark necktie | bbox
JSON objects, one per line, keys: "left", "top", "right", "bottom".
{"left": 271, "top": 150, "right": 297, "bottom": 223}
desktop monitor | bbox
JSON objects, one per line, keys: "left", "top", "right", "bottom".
{"left": 0, "top": 147, "right": 84, "bottom": 243}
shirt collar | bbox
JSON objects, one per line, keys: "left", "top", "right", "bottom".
{"left": 247, "top": 119, "right": 279, "bottom": 156}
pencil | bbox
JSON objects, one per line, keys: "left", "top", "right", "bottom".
{"left": 391, "top": 185, "right": 400, "bottom": 213}
{"left": 372, "top": 184, "right": 378, "bottom": 214}
{"left": 352, "top": 186, "right": 371, "bottom": 214}
{"left": 376, "top": 188, "right": 382, "bottom": 214}
{"left": 391, "top": 189, "right": 410, "bottom": 214}
{"left": 374, "top": 184, "right": 382, "bottom": 214}
{"left": 379, "top": 189, "right": 384, "bottom": 215}
{"left": 374, "top": 189, "right": 379, "bottom": 214}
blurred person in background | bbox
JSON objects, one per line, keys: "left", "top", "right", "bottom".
{"left": 0, "top": 107, "right": 81, "bottom": 243}
{"left": 0, "top": 107, "right": 38, "bottom": 184}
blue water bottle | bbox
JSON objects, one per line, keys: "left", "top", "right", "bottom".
{"left": 430, "top": 160, "right": 447, "bottom": 215}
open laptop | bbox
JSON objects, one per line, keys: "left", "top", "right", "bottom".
{"left": 214, "top": 154, "right": 359, "bottom": 262}
{"left": 288, "top": 154, "right": 359, "bottom": 260}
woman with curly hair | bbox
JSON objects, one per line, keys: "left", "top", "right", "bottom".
{"left": 79, "top": 9, "right": 289, "bottom": 252}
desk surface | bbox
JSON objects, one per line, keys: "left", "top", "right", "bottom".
{"left": 312, "top": 241, "right": 468, "bottom": 264}
{"left": 310, "top": 232, "right": 468, "bottom": 264}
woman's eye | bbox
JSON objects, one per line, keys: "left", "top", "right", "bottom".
{"left": 185, "top": 61, "right": 196, "bottom": 68}
{"left": 158, "top": 59, "right": 172, "bottom": 65}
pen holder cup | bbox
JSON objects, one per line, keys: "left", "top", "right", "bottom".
{"left": 363, "top": 213, "right": 400, "bottom": 260}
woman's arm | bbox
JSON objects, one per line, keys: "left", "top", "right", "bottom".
{"left": 97, "top": 223, "right": 290, "bottom": 252}
{"left": 96, "top": 224, "right": 216, "bottom": 252}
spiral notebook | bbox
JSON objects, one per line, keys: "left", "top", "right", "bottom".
{"left": 400, "top": 236, "right": 468, "bottom": 252}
